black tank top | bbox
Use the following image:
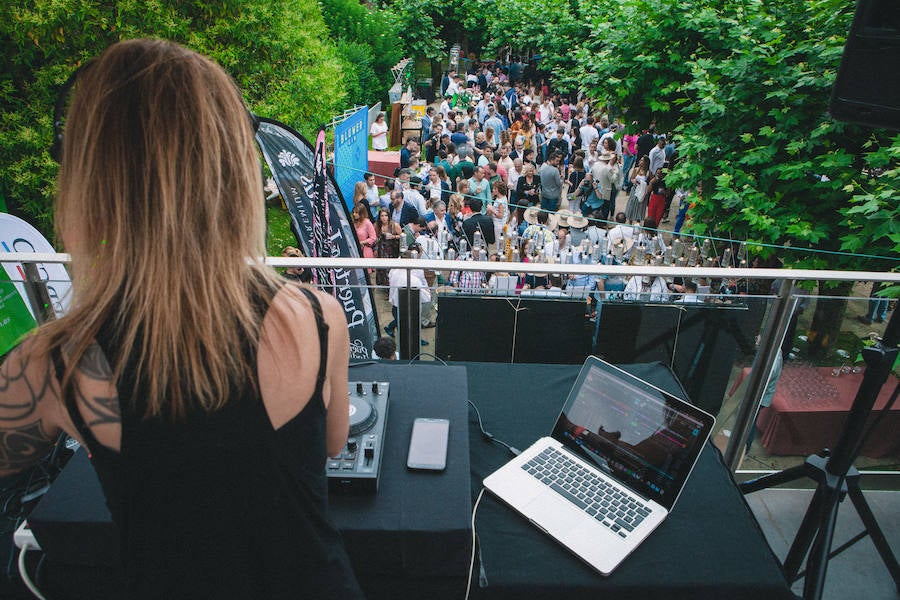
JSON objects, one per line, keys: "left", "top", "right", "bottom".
{"left": 55, "top": 286, "right": 364, "bottom": 599}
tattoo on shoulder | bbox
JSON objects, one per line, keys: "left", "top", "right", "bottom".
{"left": 74, "top": 343, "right": 120, "bottom": 427}
{"left": 0, "top": 347, "right": 53, "bottom": 422}
{"left": 77, "top": 343, "right": 114, "bottom": 380}
{"left": 74, "top": 385, "right": 120, "bottom": 427}
{"left": 0, "top": 420, "right": 52, "bottom": 472}
{"left": 0, "top": 345, "right": 56, "bottom": 471}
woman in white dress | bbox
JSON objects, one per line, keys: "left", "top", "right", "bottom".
{"left": 625, "top": 156, "right": 650, "bottom": 224}
{"left": 370, "top": 112, "right": 389, "bottom": 151}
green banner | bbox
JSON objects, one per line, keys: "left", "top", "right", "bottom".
{"left": 0, "top": 269, "right": 37, "bottom": 356}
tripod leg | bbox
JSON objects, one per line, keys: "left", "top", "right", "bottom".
{"left": 802, "top": 485, "right": 842, "bottom": 600}
{"left": 740, "top": 463, "right": 809, "bottom": 494}
{"left": 846, "top": 483, "right": 900, "bottom": 589}
{"left": 783, "top": 486, "right": 825, "bottom": 582}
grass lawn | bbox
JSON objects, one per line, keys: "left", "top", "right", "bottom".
{"left": 266, "top": 202, "right": 296, "bottom": 257}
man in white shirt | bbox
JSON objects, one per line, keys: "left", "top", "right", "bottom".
{"left": 623, "top": 275, "right": 669, "bottom": 302}
{"left": 649, "top": 136, "right": 667, "bottom": 176}
{"left": 606, "top": 212, "right": 634, "bottom": 246}
{"left": 440, "top": 95, "right": 452, "bottom": 118}
{"left": 507, "top": 157, "right": 523, "bottom": 194}
{"left": 404, "top": 177, "right": 429, "bottom": 217}
{"left": 589, "top": 151, "right": 624, "bottom": 222}
{"left": 384, "top": 263, "right": 432, "bottom": 341}
{"left": 446, "top": 76, "right": 461, "bottom": 97}
{"left": 579, "top": 116, "right": 600, "bottom": 150}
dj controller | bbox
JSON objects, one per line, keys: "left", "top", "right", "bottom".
{"left": 326, "top": 381, "right": 389, "bottom": 493}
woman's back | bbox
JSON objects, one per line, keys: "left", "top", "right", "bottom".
{"left": 0, "top": 39, "right": 361, "bottom": 597}
{"left": 56, "top": 285, "right": 363, "bottom": 598}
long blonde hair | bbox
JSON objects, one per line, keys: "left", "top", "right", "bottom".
{"left": 352, "top": 180, "right": 367, "bottom": 205}
{"left": 40, "top": 39, "right": 280, "bottom": 419}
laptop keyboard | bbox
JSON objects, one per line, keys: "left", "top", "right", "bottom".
{"left": 521, "top": 446, "right": 651, "bottom": 538}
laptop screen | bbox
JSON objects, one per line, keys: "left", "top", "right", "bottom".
{"left": 551, "top": 358, "right": 714, "bottom": 510}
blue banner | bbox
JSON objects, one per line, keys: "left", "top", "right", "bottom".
{"left": 255, "top": 118, "right": 380, "bottom": 361}
{"left": 334, "top": 107, "right": 369, "bottom": 210}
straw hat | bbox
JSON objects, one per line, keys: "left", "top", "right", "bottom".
{"left": 523, "top": 206, "right": 558, "bottom": 230}
{"left": 556, "top": 209, "right": 586, "bottom": 229}
{"left": 599, "top": 151, "right": 615, "bottom": 161}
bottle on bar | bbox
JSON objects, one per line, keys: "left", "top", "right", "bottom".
{"left": 688, "top": 244, "right": 699, "bottom": 267}
{"left": 700, "top": 238, "right": 711, "bottom": 259}
{"left": 446, "top": 247, "right": 457, "bottom": 261}
{"left": 721, "top": 247, "right": 732, "bottom": 268}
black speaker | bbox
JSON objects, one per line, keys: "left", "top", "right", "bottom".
{"left": 829, "top": 0, "right": 900, "bottom": 130}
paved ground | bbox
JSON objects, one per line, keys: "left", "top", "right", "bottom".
{"left": 746, "top": 488, "right": 900, "bottom": 599}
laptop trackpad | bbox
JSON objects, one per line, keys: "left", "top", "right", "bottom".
{"left": 524, "top": 492, "right": 579, "bottom": 538}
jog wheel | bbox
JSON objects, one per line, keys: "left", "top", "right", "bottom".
{"left": 348, "top": 396, "right": 377, "bottom": 436}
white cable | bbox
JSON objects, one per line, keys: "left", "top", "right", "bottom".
{"left": 17, "top": 543, "right": 47, "bottom": 600}
{"left": 504, "top": 298, "right": 528, "bottom": 363}
{"left": 465, "top": 488, "right": 487, "bottom": 600}
{"left": 670, "top": 305, "right": 686, "bottom": 370}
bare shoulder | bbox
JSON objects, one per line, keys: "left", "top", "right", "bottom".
{"left": 0, "top": 336, "right": 62, "bottom": 476}
{"left": 258, "top": 284, "right": 348, "bottom": 428}
{"left": 265, "top": 284, "right": 345, "bottom": 332}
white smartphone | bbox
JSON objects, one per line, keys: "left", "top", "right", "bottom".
{"left": 407, "top": 418, "right": 450, "bottom": 471}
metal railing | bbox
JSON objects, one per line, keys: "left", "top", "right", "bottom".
{"left": 4, "top": 251, "right": 899, "bottom": 479}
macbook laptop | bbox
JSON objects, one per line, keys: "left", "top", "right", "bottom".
{"left": 483, "top": 356, "right": 715, "bottom": 575}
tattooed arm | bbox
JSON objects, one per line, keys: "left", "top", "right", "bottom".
{"left": 0, "top": 339, "right": 120, "bottom": 477}
{"left": 0, "top": 339, "right": 62, "bottom": 477}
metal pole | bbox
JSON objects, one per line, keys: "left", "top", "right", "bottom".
{"left": 724, "top": 279, "right": 796, "bottom": 471}
{"left": 22, "top": 262, "right": 55, "bottom": 324}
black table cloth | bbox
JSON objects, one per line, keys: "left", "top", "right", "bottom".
{"left": 461, "top": 361, "right": 795, "bottom": 600}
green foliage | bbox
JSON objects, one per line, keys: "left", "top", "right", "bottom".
{"left": 503, "top": 0, "right": 895, "bottom": 271}
{"left": 840, "top": 134, "right": 900, "bottom": 267}
{"left": 483, "top": 0, "right": 588, "bottom": 85}
{"left": 318, "top": 0, "right": 403, "bottom": 105}
{"left": 1, "top": 0, "right": 345, "bottom": 238}
{"left": 384, "top": 0, "right": 446, "bottom": 61}
{"left": 334, "top": 40, "right": 380, "bottom": 108}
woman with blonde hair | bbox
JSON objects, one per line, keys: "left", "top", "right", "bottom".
{"left": 447, "top": 193, "right": 466, "bottom": 238}
{"left": 352, "top": 179, "right": 372, "bottom": 217}
{"left": 0, "top": 39, "right": 362, "bottom": 598}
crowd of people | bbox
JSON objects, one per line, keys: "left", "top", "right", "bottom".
{"left": 353, "top": 68, "right": 717, "bottom": 306}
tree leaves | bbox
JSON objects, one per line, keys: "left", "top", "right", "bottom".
{"left": 1, "top": 0, "right": 346, "bottom": 237}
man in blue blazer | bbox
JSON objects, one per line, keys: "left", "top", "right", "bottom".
{"left": 390, "top": 190, "right": 420, "bottom": 227}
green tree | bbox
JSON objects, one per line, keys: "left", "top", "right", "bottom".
{"left": 482, "top": 0, "right": 588, "bottom": 86}
{"left": 480, "top": 0, "right": 897, "bottom": 355}
{"left": 1, "top": 0, "right": 346, "bottom": 237}
{"left": 318, "top": 0, "right": 404, "bottom": 106}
